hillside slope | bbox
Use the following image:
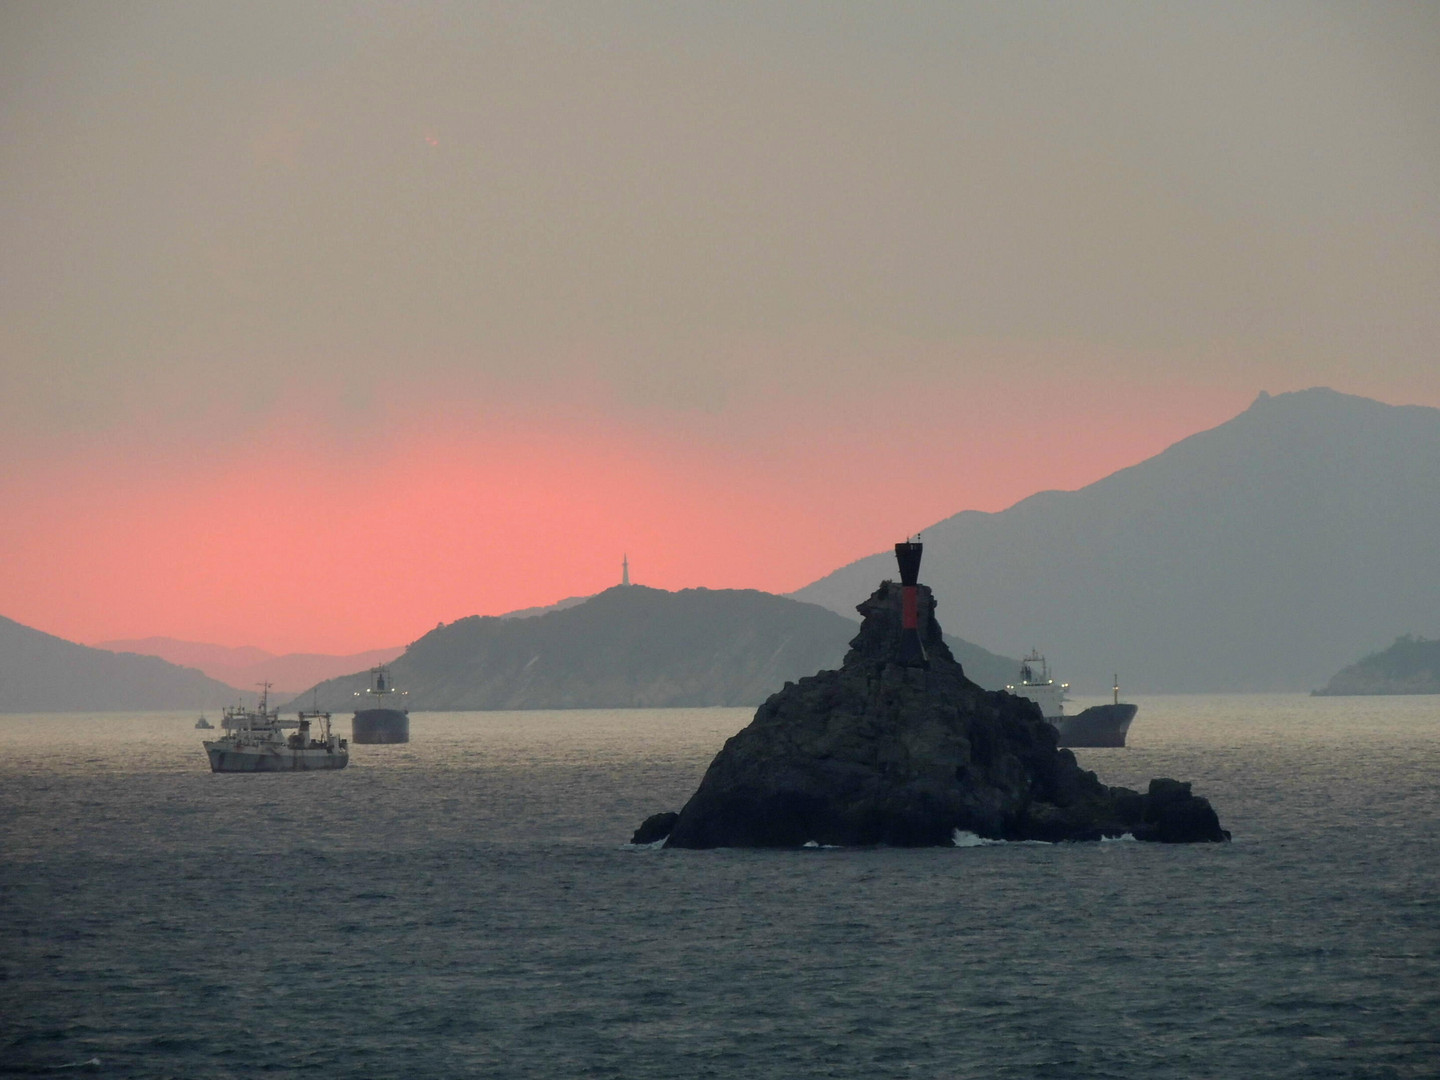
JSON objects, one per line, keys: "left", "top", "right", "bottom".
{"left": 290, "top": 585, "right": 1018, "bottom": 710}
{"left": 1, "top": 616, "right": 241, "bottom": 712}
{"left": 1314, "top": 635, "right": 1440, "bottom": 695}
{"left": 794, "top": 389, "right": 1440, "bottom": 692}
{"left": 94, "top": 637, "right": 404, "bottom": 695}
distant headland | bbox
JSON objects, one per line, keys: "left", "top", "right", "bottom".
{"left": 1313, "top": 635, "right": 1440, "bottom": 696}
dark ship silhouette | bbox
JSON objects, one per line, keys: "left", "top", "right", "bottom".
{"left": 352, "top": 665, "right": 409, "bottom": 744}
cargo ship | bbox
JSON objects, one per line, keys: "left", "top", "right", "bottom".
{"left": 204, "top": 684, "right": 348, "bottom": 772}
{"left": 352, "top": 665, "right": 409, "bottom": 744}
{"left": 1006, "top": 652, "right": 1136, "bottom": 748}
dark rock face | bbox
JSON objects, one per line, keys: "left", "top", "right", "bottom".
{"left": 640, "top": 581, "right": 1228, "bottom": 848}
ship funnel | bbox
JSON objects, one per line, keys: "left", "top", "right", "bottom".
{"left": 893, "top": 540, "right": 928, "bottom": 667}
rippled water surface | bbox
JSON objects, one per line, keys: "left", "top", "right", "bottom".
{"left": 2, "top": 696, "right": 1437, "bottom": 1078}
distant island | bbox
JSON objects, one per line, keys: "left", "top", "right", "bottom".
{"left": 0, "top": 589, "right": 1018, "bottom": 714}
{"left": 1313, "top": 635, "right": 1440, "bottom": 696}
{"left": 289, "top": 585, "right": 1019, "bottom": 711}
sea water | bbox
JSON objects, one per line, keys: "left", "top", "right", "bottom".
{"left": 1, "top": 696, "right": 1436, "bottom": 1078}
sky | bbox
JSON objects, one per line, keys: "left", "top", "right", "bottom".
{"left": 2, "top": 1, "right": 1437, "bottom": 654}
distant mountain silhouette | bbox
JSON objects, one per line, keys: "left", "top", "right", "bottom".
{"left": 289, "top": 586, "right": 1019, "bottom": 711}
{"left": 1, "top": 617, "right": 240, "bottom": 712}
{"left": 94, "top": 596, "right": 589, "bottom": 695}
{"left": 1314, "top": 635, "right": 1440, "bottom": 696}
{"left": 94, "top": 636, "right": 404, "bottom": 695}
{"left": 793, "top": 389, "right": 1440, "bottom": 693}
{"left": 495, "top": 595, "right": 590, "bottom": 620}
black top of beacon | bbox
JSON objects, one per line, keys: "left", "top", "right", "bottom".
{"left": 894, "top": 539, "right": 922, "bottom": 586}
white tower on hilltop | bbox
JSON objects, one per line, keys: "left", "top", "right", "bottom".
{"left": 622, "top": 554, "right": 630, "bottom": 586}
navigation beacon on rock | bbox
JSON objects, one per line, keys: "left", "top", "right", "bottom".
{"left": 894, "top": 537, "right": 928, "bottom": 667}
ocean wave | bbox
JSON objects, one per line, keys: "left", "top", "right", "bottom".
{"left": 952, "top": 829, "right": 1005, "bottom": 847}
{"left": 621, "top": 837, "right": 669, "bottom": 850}
{"left": 951, "top": 829, "right": 1055, "bottom": 847}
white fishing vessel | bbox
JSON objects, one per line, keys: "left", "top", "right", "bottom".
{"left": 203, "top": 684, "right": 348, "bottom": 772}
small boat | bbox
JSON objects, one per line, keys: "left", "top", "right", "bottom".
{"left": 352, "top": 665, "right": 409, "bottom": 744}
{"left": 203, "top": 684, "right": 348, "bottom": 772}
{"left": 194, "top": 714, "right": 214, "bottom": 730}
{"left": 1006, "top": 651, "right": 1136, "bottom": 748}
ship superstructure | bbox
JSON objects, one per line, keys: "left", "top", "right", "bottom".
{"left": 1006, "top": 651, "right": 1069, "bottom": 719}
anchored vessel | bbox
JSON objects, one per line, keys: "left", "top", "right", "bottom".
{"left": 352, "top": 666, "right": 409, "bottom": 744}
{"left": 1006, "top": 652, "right": 1137, "bottom": 748}
{"left": 203, "top": 685, "right": 348, "bottom": 772}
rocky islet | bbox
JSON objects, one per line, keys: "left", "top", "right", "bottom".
{"left": 634, "top": 548, "right": 1228, "bottom": 848}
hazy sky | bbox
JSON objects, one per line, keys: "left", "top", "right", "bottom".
{"left": 2, "top": 1, "right": 1437, "bottom": 652}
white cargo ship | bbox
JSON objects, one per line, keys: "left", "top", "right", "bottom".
{"left": 1006, "top": 651, "right": 1136, "bottom": 748}
{"left": 204, "top": 684, "right": 348, "bottom": 772}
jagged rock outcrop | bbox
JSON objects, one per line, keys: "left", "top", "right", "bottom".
{"left": 634, "top": 577, "right": 1228, "bottom": 847}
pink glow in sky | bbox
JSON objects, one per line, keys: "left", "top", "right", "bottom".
{"left": 0, "top": 373, "right": 1279, "bottom": 653}
{"left": 2, "top": 3, "right": 1437, "bottom": 653}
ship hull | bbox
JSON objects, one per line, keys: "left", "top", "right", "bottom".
{"left": 1050, "top": 703, "right": 1137, "bottom": 748}
{"left": 205, "top": 743, "right": 349, "bottom": 772}
{"left": 352, "top": 708, "right": 409, "bottom": 744}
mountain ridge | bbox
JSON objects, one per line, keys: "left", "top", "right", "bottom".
{"left": 0, "top": 616, "right": 241, "bottom": 712}
{"left": 91, "top": 595, "right": 595, "bottom": 694}
{"left": 92, "top": 637, "right": 405, "bottom": 696}
{"left": 793, "top": 388, "right": 1440, "bottom": 692}
{"left": 288, "top": 586, "right": 1019, "bottom": 711}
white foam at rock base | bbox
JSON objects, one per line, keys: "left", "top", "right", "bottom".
{"left": 952, "top": 829, "right": 1056, "bottom": 847}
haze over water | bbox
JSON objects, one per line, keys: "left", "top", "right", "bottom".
{"left": 3, "top": 695, "right": 1435, "bottom": 1077}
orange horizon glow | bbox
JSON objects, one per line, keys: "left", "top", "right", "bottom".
{"left": 0, "top": 374, "right": 1255, "bottom": 655}
{"left": 5, "top": 4, "right": 1438, "bottom": 655}
{"left": 5, "top": 7, "right": 1436, "bottom": 657}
